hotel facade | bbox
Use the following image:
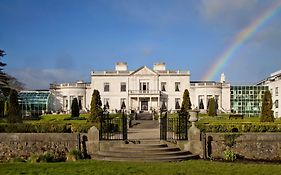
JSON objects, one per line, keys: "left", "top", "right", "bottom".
{"left": 49, "top": 62, "right": 231, "bottom": 114}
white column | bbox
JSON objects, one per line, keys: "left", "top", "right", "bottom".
{"left": 150, "top": 97, "right": 152, "bottom": 112}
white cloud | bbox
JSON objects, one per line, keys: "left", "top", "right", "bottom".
{"left": 199, "top": 0, "right": 260, "bottom": 27}
{"left": 7, "top": 68, "right": 86, "bottom": 90}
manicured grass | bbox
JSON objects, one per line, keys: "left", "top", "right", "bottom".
{"left": 1, "top": 160, "right": 281, "bottom": 175}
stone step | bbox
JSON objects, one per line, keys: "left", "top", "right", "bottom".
{"left": 110, "top": 146, "right": 181, "bottom": 153}
{"left": 121, "top": 143, "right": 168, "bottom": 148}
{"left": 92, "top": 154, "right": 197, "bottom": 162}
{"left": 97, "top": 150, "right": 191, "bottom": 157}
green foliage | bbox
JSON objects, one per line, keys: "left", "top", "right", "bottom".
{"left": 223, "top": 133, "right": 241, "bottom": 147}
{"left": 70, "top": 123, "right": 96, "bottom": 133}
{"left": 261, "top": 90, "right": 274, "bottom": 122}
{"left": 208, "top": 98, "right": 217, "bottom": 117}
{"left": 7, "top": 89, "right": 22, "bottom": 123}
{"left": 197, "top": 123, "right": 281, "bottom": 132}
{"left": 9, "top": 156, "right": 26, "bottom": 163}
{"left": 39, "top": 152, "right": 55, "bottom": 163}
{"left": 0, "top": 122, "right": 96, "bottom": 133}
{"left": 224, "top": 148, "right": 237, "bottom": 162}
{"left": 0, "top": 123, "right": 71, "bottom": 133}
{"left": 89, "top": 90, "right": 102, "bottom": 122}
{"left": 181, "top": 89, "right": 192, "bottom": 110}
{"left": 0, "top": 49, "right": 10, "bottom": 90}
{"left": 66, "top": 149, "right": 82, "bottom": 161}
{"left": 27, "top": 154, "right": 40, "bottom": 163}
{"left": 71, "top": 98, "right": 80, "bottom": 117}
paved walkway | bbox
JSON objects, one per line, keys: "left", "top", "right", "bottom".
{"left": 128, "top": 120, "right": 160, "bottom": 140}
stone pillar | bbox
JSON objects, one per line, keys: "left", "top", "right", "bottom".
{"left": 86, "top": 126, "right": 100, "bottom": 156}
{"left": 184, "top": 110, "right": 202, "bottom": 157}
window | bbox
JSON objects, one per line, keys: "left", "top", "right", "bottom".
{"left": 63, "top": 96, "right": 68, "bottom": 109}
{"left": 104, "top": 98, "right": 110, "bottom": 109}
{"left": 175, "top": 98, "right": 180, "bottom": 109}
{"left": 104, "top": 82, "right": 110, "bottom": 92}
{"left": 120, "top": 82, "right": 126, "bottom": 92}
{"left": 78, "top": 96, "right": 83, "bottom": 109}
{"left": 120, "top": 98, "right": 126, "bottom": 109}
{"left": 198, "top": 95, "right": 204, "bottom": 109}
{"left": 175, "top": 82, "right": 180, "bottom": 92}
{"left": 275, "top": 100, "right": 279, "bottom": 108}
{"left": 161, "top": 82, "right": 166, "bottom": 91}
{"left": 276, "top": 87, "right": 279, "bottom": 96}
{"left": 275, "top": 112, "right": 279, "bottom": 118}
{"left": 139, "top": 82, "right": 149, "bottom": 92}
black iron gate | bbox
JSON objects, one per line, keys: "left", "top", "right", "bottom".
{"left": 160, "top": 111, "right": 189, "bottom": 140}
{"left": 99, "top": 109, "right": 127, "bottom": 140}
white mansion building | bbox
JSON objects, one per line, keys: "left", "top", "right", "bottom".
{"left": 50, "top": 62, "right": 231, "bottom": 114}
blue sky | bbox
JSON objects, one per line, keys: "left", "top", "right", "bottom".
{"left": 1, "top": 0, "right": 281, "bottom": 89}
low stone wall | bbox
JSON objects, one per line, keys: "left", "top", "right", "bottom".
{"left": 0, "top": 133, "right": 80, "bottom": 161}
{"left": 204, "top": 133, "right": 281, "bottom": 161}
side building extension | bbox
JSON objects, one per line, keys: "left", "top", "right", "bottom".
{"left": 258, "top": 70, "right": 281, "bottom": 118}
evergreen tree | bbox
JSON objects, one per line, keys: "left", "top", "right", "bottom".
{"left": 121, "top": 101, "right": 126, "bottom": 110}
{"left": 71, "top": 98, "right": 80, "bottom": 117}
{"left": 199, "top": 99, "right": 204, "bottom": 109}
{"left": 7, "top": 89, "right": 21, "bottom": 123}
{"left": 0, "top": 50, "right": 9, "bottom": 90}
{"left": 89, "top": 90, "right": 102, "bottom": 122}
{"left": 208, "top": 98, "right": 217, "bottom": 116}
{"left": 181, "top": 89, "right": 192, "bottom": 110}
{"left": 260, "top": 90, "right": 274, "bottom": 122}
{"left": 178, "top": 89, "right": 192, "bottom": 118}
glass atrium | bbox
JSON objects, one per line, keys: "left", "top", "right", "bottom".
{"left": 230, "top": 86, "right": 268, "bottom": 116}
{"left": 18, "top": 91, "right": 52, "bottom": 117}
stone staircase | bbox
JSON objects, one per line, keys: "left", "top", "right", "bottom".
{"left": 92, "top": 140, "right": 197, "bottom": 162}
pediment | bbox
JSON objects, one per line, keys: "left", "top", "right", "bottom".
{"left": 130, "top": 66, "right": 158, "bottom": 76}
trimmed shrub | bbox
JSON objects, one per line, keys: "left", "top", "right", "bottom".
{"left": 261, "top": 90, "right": 274, "bottom": 122}
{"left": 71, "top": 98, "right": 80, "bottom": 117}
{"left": 196, "top": 123, "right": 281, "bottom": 133}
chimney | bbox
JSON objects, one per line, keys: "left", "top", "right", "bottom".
{"left": 220, "top": 73, "right": 226, "bottom": 83}
{"left": 153, "top": 62, "right": 166, "bottom": 71}
{"left": 115, "top": 62, "right": 128, "bottom": 71}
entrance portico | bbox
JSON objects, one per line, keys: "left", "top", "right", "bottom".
{"left": 129, "top": 90, "right": 161, "bottom": 113}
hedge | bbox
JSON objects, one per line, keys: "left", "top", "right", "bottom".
{"left": 196, "top": 123, "right": 281, "bottom": 133}
{"left": 0, "top": 123, "right": 96, "bottom": 133}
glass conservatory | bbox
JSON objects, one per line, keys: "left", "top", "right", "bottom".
{"left": 18, "top": 90, "right": 52, "bottom": 117}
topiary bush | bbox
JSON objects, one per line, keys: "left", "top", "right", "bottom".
{"left": 196, "top": 123, "right": 281, "bottom": 133}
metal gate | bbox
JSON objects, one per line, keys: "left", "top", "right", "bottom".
{"left": 160, "top": 111, "right": 188, "bottom": 140}
{"left": 99, "top": 109, "right": 127, "bottom": 140}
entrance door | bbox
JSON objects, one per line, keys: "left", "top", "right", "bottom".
{"left": 141, "top": 101, "right": 148, "bottom": 111}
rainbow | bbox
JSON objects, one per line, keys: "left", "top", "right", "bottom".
{"left": 203, "top": 1, "right": 281, "bottom": 81}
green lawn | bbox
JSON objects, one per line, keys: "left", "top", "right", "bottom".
{"left": 1, "top": 160, "right": 281, "bottom": 175}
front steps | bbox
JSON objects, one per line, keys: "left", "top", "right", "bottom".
{"left": 92, "top": 140, "right": 197, "bottom": 162}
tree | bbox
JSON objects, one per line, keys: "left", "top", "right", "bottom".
{"left": 71, "top": 98, "right": 80, "bottom": 117}
{"left": 181, "top": 89, "right": 192, "bottom": 110}
{"left": 121, "top": 101, "right": 126, "bottom": 110}
{"left": 260, "top": 90, "right": 274, "bottom": 122}
{"left": 178, "top": 89, "right": 192, "bottom": 118}
{"left": 208, "top": 98, "right": 217, "bottom": 116}
{"left": 7, "top": 89, "right": 22, "bottom": 123}
{"left": 0, "top": 49, "right": 9, "bottom": 90}
{"left": 89, "top": 90, "right": 102, "bottom": 122}
{"left": 199, "top": 99, "right": 204, "bottom": 109}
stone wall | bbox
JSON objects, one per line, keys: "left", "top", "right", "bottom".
{"left": 204, "top": 133, "right": 281, "bottom": 161}
{"left": 0, "top": 133, "right": 80, "bottom": 161}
